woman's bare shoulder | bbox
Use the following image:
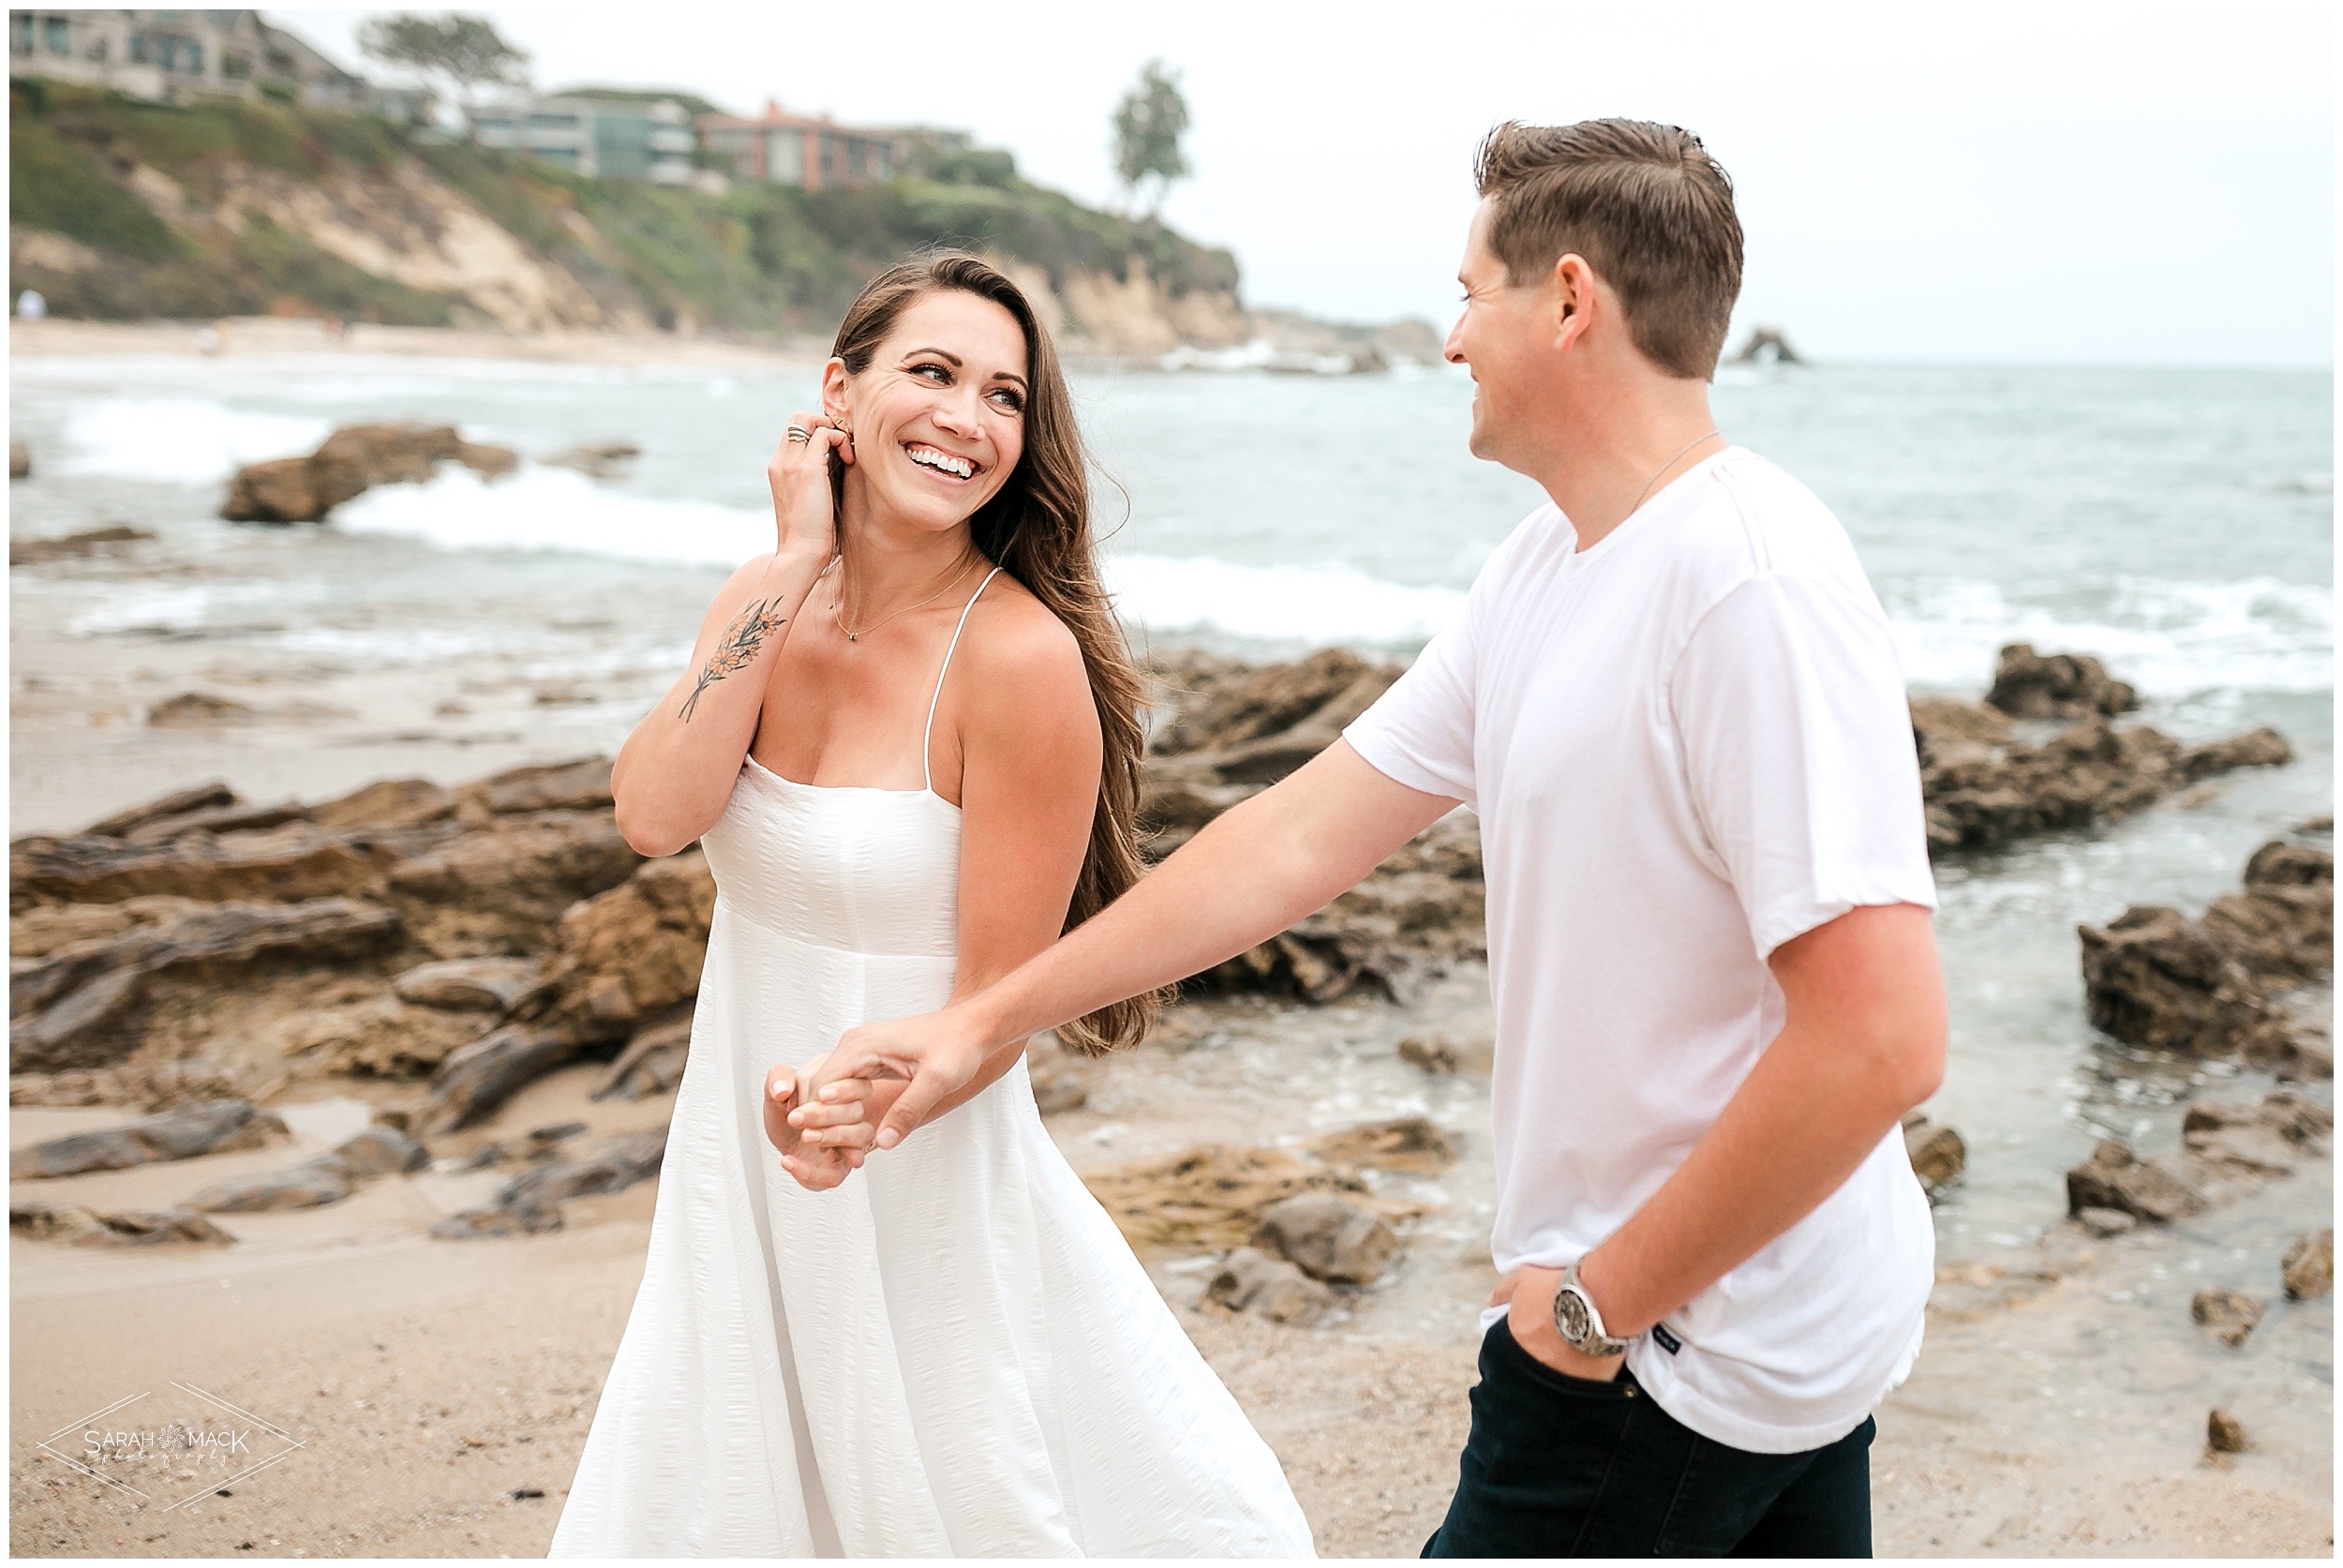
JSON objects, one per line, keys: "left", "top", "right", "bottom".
{"left": 955, "top": 575, "right": 1095, "bottom": 731}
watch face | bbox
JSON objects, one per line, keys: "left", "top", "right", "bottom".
{"left": 1555, "top": 1288, "right": 1593, "bottom": 1343}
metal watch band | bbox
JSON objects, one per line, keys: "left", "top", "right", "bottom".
{"left": 1551, "top": 1259, "right": 1635, "bottom": 1357}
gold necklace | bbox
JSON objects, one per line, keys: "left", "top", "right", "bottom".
{"left": 828, "top": 552, "right": 980, "bottom": 643}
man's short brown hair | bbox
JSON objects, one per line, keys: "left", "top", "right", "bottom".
{"left": 1474, "top": 119, "right": 1743, "bottom": 380}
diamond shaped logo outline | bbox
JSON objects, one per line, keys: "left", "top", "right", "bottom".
{"left": 35, "top": 1381, "right": 306, "bottom": 1511}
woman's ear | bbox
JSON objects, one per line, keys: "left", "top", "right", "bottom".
{"left": 818, "top": 357, "right": 851, "bottom": 423}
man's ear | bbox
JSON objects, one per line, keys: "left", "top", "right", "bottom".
{"left": 1549, "top": 254, "right": 1595, "bottom": 353}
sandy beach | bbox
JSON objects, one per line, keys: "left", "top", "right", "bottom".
{"left": 9, "top": 331, "right": 2333, "bottom": 1558}
{"left": 9, "top": 1032, "right": 2332, "bottom": 1558}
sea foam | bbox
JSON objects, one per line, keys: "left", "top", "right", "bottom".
{"left": 1887, "top": 576, "right": 2332, "bottom": 697}
{"left": 56, "top": 398, "right": 331, "bottom": 485}
{"left": 335, "top": 463, "right": 769, "bottom": 567}
{"left": 331, "top": 465, "right": 1470, "bottom": 648}
{"left": 320, "top": 465, "right": 2327, "bottom": 692}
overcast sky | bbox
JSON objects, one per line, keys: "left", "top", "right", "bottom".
{"left": 278, "top": 3, "right": 2335, "bottom": 366}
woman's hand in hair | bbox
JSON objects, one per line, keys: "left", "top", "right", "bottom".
{"left": 767, "top": 409, "right": 849, "bottom": 563}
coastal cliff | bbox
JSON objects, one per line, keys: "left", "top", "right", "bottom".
{"left": 7, "top": 79, "right": 1250, "bottom": 356}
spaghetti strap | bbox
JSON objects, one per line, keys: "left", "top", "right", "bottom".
{"left": 923, "top": 564, "right": 1004, "bottom": 794}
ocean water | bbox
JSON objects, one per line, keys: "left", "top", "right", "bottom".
{"left": 7, "top": 351, "right": 2334, "bottom": 1260}
{"left": 15, "top": 354, "right": 2331, "bottom": 691}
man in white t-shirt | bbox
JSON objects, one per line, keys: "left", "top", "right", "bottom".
{"left": 799, "top": 118, "right": 1947, "bottom": 1556}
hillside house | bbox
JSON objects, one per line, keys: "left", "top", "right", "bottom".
{"left": 696, "top": 99, "right": 968, "bottom": 188}
{"left": 6, "top": 9, "right": 415, "bottom": 115}
{"left": 471, "top": 93, "right": 697, "bottom": 184}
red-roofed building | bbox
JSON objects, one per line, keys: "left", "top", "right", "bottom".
{"left": 696, "top": 99, "right": 968, "bottom": 189}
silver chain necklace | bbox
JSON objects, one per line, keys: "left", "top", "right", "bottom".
{"left": 1628, "top": 429, "right": 1724, "bottom": 516}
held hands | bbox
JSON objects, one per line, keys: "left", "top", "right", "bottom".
{"left": 764, "top": 1008, "right": 991, "bottom": 1189}
{"left": 1491, "top": 1264, "right": 1627, "bottom": 1383}
{"left": 768, "top": 410, "right": 851, "bottom": 562}
{"left": 761, "top": 1053, "right": 905, "bottom": 1191}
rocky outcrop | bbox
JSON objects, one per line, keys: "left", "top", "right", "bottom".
{"left": 2079, "top": 840, "right": 2333, "bottom": 1073}
{"left": 222, "top": 423, "right": 517, "bottom": 523}
{"left": 11, "top": 899, "right": 403, "bottom": 1073}
{"left": 1914, "top": 696, "right": 2291, "bottom": 855}
{"left": 430, "top": 1128, "right": 666, "bottom": 1239}
{"left": 417, "top": 1022, "right": 591, "bottom": 1136}
{"left": 2202, "top": 841, "right": 2334, "bottom": 983}
{"left": 2078, "top": 906, "right": 2298, "bottom": 1064}
{"left": 10, "top": 524, "right": 153, "bottom": 566}
{"left": 1903, "top": 1113, "right": 1967, "bottom": 1195}
{"left": 394, "top": 957, "right": 547, "bottom": 1012}
{"left": 10, "top": 820, "right": 441, "bottom": 912}
{"left": 1396, "top": 1033, "right": 1494, "bottom": 1076}
{"left": 11, "top": 1200, "right": 234, "bottom": 1248}
{"left": 1251, "top": 1193, "right": 1399, "bottom": 1285}
{"left": 1205, "top": 1247, "right": 1335, "bottom": 1325}
{"left": 186, "top": 1125, "right": 427, "bottom": 1212}
{"left": 8, "top": 760, "right": 652, "bottom": 1101}
{"left": 385, "top": 813, "right": 639, "bottom": 960}
{"left": 1304, "top": 1115, "right": 1457, "bottom": 1175}
{"left": 415, "top": 852, "right": 716, "bottom": 1130}
{"left": 534, "top": 852, "right": 716, "bottom": 1038}
{"left": 2181, "top": 1091, "right": 2333, "bottom": 1172}
{"left": 589, "top": 1010, "right": 693, "bottom": 1103}
{"left": 9, "top": 1054, "right": 282, "bottom": 1113}
{"left": 2065, "top": 1139, "right": 2207, "bottom": 1222}
{"left": 1731, "top": 325, "right": 1802, "bottom": 366}
{"left": 1133, "top": 650, "right": 1481, "bottom": 1005}
{"left": 9, "top": 1098, "right": 285, "bottom": 1179}
{"left": 2066, "top": 1091, "right": 2331, "bottom": 1226}
{"left": 2190, "top": 1287, "right": 2265, "bottom": 1347}
{"left": 1983, "top": 644, "right": 2139, "bottom": 719}
{"left": 1082, "top": 1144, "right": 1371, "bottom": 1252}
{"left": 2281, "top": 1229, "right": 2333, "bottom": 1300}
{"left": 2207, "top": 1409, "right": 2250, "bottom": 1455}
{"left": 1147, "top": 649, "right": 1401, "bottom": 781}
{"left": 541, "top": 441, "right": 640, "bottom": 478}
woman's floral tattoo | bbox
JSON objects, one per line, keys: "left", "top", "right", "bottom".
{"left": 679, "top": 597, "right": 787, "bottom": 721}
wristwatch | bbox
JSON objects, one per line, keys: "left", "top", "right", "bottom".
{"left": 1550, "top": 1258, "right": 1636, "bottom": 1358}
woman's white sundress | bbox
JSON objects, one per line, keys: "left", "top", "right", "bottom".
{"left": 549, "top": 570, "right": 1316, "bottom": 1558}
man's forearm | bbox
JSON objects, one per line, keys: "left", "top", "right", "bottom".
{"left": 964, "top": 743, "right": 1450, "bottom": 1053}
{"left": 1578, "top": 1020, "right": 1928, "bottom": 1336}
{"left": 1579, "top": 905, "right": 1946, "bottom": 1337}
{"left": 810, "top": 743, "right": 1457, "bottom": 1153}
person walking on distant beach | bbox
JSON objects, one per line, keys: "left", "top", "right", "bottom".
{"left": 547, "top": 253, "right": 1314, "bottom": 1558}
{"left": 795, "top": 120, "right": 1947, "bottom": 1558}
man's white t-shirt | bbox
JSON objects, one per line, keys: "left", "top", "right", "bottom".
{"left": 1342, "top": 445, "right": 1938, "bottom": 1456}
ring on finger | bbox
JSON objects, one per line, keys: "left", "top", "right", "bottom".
{"left": 784, "top": 424, "right": 812, "bottom": 443}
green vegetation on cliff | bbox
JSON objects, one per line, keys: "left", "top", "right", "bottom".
{"left": 7, "top": 78, "right": 1241, "bottom": 334}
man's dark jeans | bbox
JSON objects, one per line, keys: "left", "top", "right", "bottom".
{"left": 1423, "top": 1317, "right": 1875, "bottom": 1558}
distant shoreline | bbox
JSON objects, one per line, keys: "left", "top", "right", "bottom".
{"left": 7, "top": 316, "right": 832, "bottom": 367}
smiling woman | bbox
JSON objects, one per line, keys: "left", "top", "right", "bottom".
{"left": 560, "top": 252, "right": 1318, "bottom": 1557}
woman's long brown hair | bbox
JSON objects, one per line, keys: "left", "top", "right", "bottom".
{"left": 829, "top": 251, "right": 1160, "bottom": 1056}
